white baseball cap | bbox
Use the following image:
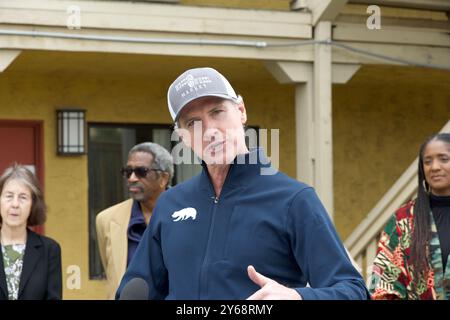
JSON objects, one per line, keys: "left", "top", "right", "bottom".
{"left": 167, "top": 67, "right": 239, "bottom": 122}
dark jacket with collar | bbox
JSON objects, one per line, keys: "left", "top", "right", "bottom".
{"left": 117, "top": 148, "right": 369, "bottom": 300}
{"left": 0, "top": 229, "right": 62, "bottom": 300}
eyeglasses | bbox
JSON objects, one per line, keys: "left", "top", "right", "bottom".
{"left": 120, "top": 166, "right": 162, "bottom": 179}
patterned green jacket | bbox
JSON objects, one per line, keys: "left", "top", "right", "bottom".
{"left": 368, "top": 200, "right": 450, "bottom": 300}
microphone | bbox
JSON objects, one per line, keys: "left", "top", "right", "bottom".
{"left": 119, "top": 278, "right": 149, "bottom": 300}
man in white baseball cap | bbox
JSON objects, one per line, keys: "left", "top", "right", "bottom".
{"left": 117, "top": 67, "right": 369, "bottom": 301}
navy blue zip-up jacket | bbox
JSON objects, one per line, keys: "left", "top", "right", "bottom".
{"left": 116, "top": 148, "right": 369, "bottom": 300}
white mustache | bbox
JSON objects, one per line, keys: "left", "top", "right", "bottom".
{"left": 128, "top": 184, "right": 144, "bottom": 190}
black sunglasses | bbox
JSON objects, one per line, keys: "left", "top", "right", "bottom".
{"left": 120, "top": 166, "right": 162, "bottom": 179}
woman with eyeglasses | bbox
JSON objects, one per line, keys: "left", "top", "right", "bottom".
{"left": 369, "top": 133, "right": 450, "bottom": 300}
{"left": 0, "top": 164, "right": 62, "bottom": 300}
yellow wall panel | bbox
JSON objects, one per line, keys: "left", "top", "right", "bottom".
{"left": 0, "top": 51, "right": 295, "bottom": 299}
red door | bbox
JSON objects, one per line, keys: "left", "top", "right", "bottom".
{"left": 0, "top": 120, "right": 44, "bottom": 234}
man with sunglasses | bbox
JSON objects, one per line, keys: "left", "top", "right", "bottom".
{"left": 96, "top": 142, "right": 173, "bottom": 299}
{"left": 117, "top": 68, "right": 368, "bottom": 300}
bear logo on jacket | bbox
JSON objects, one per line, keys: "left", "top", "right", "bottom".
{"left": 171, "top": 207, "right": 197, "bottom": 222}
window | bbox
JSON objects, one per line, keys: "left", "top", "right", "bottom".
{"left": 88, "top": 123, "right": 200, "bottom": 279}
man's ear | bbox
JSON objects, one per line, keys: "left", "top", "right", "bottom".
{"left": 238, "top": 102, "right": 247, "bottom": 125}
{"left": 159, "top": 171, "right": 170, "bottom": 189}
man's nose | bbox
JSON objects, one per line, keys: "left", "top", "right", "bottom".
{"left": 202, "top": 120, "right": 219, "bottom": 139}
{"left": 128, "top": 172, "right": 139, "bottom": 182}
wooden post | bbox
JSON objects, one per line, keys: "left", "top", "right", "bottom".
{"left": 313, "top": 21, "right": 334, "bottom": 217}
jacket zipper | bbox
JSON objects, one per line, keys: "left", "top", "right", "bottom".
{"left": 197, "top": 163, "right": 234, "bottom": 298}
{"left": 198, "top": 195, "right": 219, "bottom": 298}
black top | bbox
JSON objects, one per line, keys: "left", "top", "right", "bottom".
{"left": 0, "top": 229, "right": 62, "bottom": 300}
{"left": 431, "top": 194, "right": 450, "bottom": 271}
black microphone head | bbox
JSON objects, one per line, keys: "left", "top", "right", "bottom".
{"left": 119, "top": 278, "right": 149, "bottom": 300}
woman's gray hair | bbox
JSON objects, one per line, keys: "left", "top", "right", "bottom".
{"left": 128, "top": 142, "right": 174, "bottom": 184}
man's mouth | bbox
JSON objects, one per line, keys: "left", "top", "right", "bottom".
{"left": 206, "top": 140, "right": 225, "bottom": 153}
{"left": 129, "top": 186, "right": 143, "bottom": 192}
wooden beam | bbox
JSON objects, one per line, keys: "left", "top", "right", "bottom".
{"left": 332, "top": 63, "right": 361, "bottom": 83}
{"left": 0, "top": 0, "right": 310, "bottom": 23}
{"left": 336, "top": 14, "right": 450, "bottom": 33}
{"left": 0, "top": 0, "right": 312, "bottom": 39}
{"left": 264, "top": 61, "right": 312, "bottom": 84}
{"left": 295, "top": 82, "right": 315, "bottom": 188}
{"left": 264, "top": 61, "right": 360, "bottom": 84}
{"left": 263, "top": 60, "right": 316, "bottom": 190}
{"left": 333, "top": 22, "right": 450, "bottom": 48}
{"left": 349, "top": 0, "right": 450, "bottom": 12}
{"left": 0, "top": 49, "right": 21, "bottom": 72}
{"left": 0, "top": 26, "right": 315, "bottom": 62}
{"left": 308, "top": 0, "right": 349, "bottom": 25}
{"left": 365, "top": 239, "right": 378, "bottom": 277}
{"left": 332, "top": 41, "right": 450, "bottom": 68}
{"left": 313, "top": 21, "right": 334, "bottom": 217}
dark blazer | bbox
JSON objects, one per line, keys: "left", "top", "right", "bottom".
{"left": 0, "top": 229, "right": 62, "bottom": 300}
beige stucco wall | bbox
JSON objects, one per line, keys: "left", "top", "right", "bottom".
{"left": 0, "top": 50, "right": 295, "bottom": 299}
{"left": 333, "top": 65, "right": 450, "bottom": 240}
